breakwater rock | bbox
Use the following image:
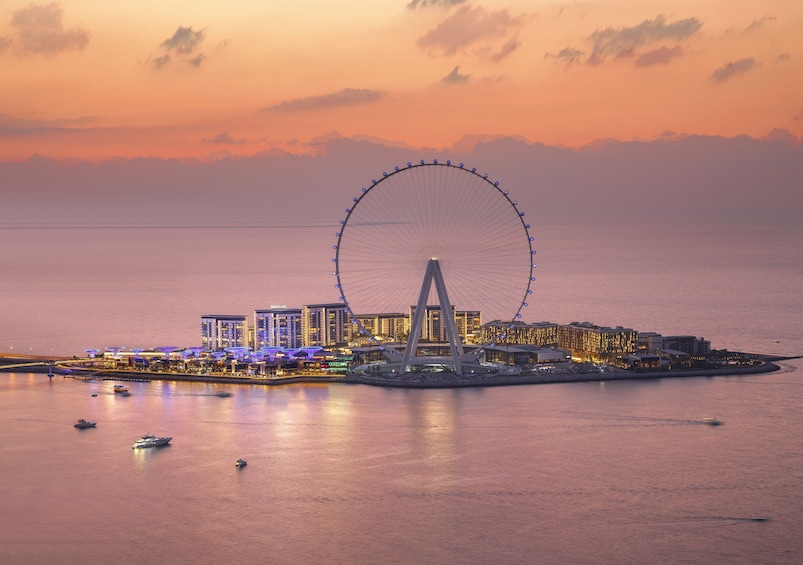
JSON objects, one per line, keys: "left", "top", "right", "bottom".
{"left": 344, "top": 361, "right": 781, "bottom": 389}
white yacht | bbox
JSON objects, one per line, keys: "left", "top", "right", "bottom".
{"left": 132, "top": 433, "right": 172, "bottom": 449}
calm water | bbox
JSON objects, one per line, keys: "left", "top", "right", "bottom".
{"left": 1, "top": 366, "right": 801, "bottom": 564}
{"left": 1, "top": 219, "right": 802, "bottom": 563}
{"left": 1, "top": 218, "right": 801, "bottom": 357}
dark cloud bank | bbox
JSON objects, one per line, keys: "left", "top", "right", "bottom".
{"left": 1, "top": 134, "right": 800, "bottom": 227}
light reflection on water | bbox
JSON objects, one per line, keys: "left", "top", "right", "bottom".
{"left": 1, "top": 367, "right": 802, "bottom": 564}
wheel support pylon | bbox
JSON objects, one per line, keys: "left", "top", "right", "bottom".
{"left": 400, "top": 259, "right": 465, "bottom": 375}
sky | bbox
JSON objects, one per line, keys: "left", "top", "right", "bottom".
{"left": 1, "top": 0, "right": 802, "bottom": 162}
{"left": 1, "top": 1, "right": 802, "bottom": 356}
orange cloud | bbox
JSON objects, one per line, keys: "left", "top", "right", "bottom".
{"left": 5, "top": 2, "right": 89, "bottom": 56}
{"left": 711, "top": 58, "right": 759, "bottom": 82}
{"left": 587, "top": 15, "right": 701, "bottom": 64}
{"left": 262, "top": 88, "right": 383, "bottom": 113}
{"left": 635, "top": 45, "right": 685, "bottom": 67}
{"left": 417, "top": 4, "right": 527, "bottom": 61}
{"left": 149, "top": 26, "right": 207, "bottom": 69}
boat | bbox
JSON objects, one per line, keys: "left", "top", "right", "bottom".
{"left": 73, "top": 419, "right": 97, "bottom": 429}
{"left": 217, "top": 391, "right": 232, "bottom": 397}
{"left": 114, "top": 384, "right": 129, "bottom": 394}
{"left": 91, "top": 393, "right": 98, "bottom": 397}
{"left": 703, "top": 417, "right": 722, "bottom": 426}
{"left": 235, "top": 459, "right": 247, "bottom": 468}
{"left": 132, "top": 433, "right": 172, "bottom": 449}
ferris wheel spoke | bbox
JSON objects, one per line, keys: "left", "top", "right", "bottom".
{"left": 335, "top": 161, "right": 535, "bottom": 351}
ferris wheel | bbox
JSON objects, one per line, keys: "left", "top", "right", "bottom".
{"left": 332, "top": 160, "right": 536, "bottom": 373}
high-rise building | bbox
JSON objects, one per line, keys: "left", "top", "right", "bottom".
{"left": 303, "top": 303, "right": 350, "bottom": 346}
{"left": 480, "top": 321, "right": 559, "bottom": 346}
{"left": 557, "top": 322, "right": 637, "bottom": 362}
{"left": 254, "top": 308, "right": 303, "bottom": 349}
{"left": 200, "top": 315, "right": 248, "bottom": 351}
{"left": 455, "top": 310, "right": 482, "bottom": 344}
{"left": 351, "top": 313, "right": 408, "bottom": 344}
{"left": 409, "top": 305, "right": 452, "bottom": 342}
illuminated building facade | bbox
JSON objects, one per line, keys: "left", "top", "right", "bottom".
{"left": 303, "top": 303, "right": 350, "bottom": 347}
{"left": 409, "top": 305, "right": 451, "bottom": 342}
{"left": 455, "top": 310, "right": 482, "bottom": 344}
{"left": 254, "top": 308, "right": 303, "bottom": 349}
{"left": 351, "top": 313, "right": 408, "bottom": 344}
{"left": 480, "top": 321, "right": 559, "bottom": 346}
{"left": 201, "top": 315, "right": 248, "bottom": 351}
{"left": 557, "top": 322, "right": 638, "bottom": 363}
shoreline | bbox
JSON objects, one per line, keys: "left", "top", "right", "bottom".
{"left": 343, "top": 358, "right": 784, "bottom": 388}
{"left": 0, "top": 353, "right": 794, "bottom": 389}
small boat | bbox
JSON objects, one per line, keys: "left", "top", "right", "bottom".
{"left": 235, "top": 459, "right": 247, "bottom": 468}
{"left": 73, "top": 419, "right": 97, "bottom": 429}
{"left": 114, "top": 384, "right": 130, "bottom": 394}
{"left": 216, "top": 391, "right": 232, "bottom": 397}
{"left": 703, "top": 417, "right": 722, "bottom": 426}
{"left": 132, "top": 433, "right": 172, "bottom": 449}
{"left": 91, "top": 393, "right": 98, "bottom": 397}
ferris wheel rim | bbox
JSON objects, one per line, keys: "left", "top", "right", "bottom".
{"left": 332, "top": 159, "right": 536, "bottom": 346}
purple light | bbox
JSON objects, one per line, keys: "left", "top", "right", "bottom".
{"left": 155, "top": 346, "right": 179, "bottom": 359}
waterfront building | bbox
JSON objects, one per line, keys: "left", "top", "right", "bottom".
{"left": 455, "top": 310, "right": 482, "bottom": 345}
{"left": 201, "top": 315, "right": 248, "bottom": 351}
{"left": 408, "top": 305, "right": 449, "bottom": 343}
{"left": 303, "top": 303, "right": 350, "bottom": 347}
{"left": 557, "top": 322, "right": 638, "bottom": 363}
{"left": 484, "top": 345, "right": 570, "bottom": 366}
{"left": 638, "top": 332, "right": 711, "bottom": 357}
{"left": 350, "top": 313, "right": 408, "bottom": 344}
{"left": 254, "top": 307, "right": 303, "bottom": 349}
{"left": 479, "top": 321, "right": 559, "bottom": 347}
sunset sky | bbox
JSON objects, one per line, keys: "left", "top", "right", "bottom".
{"left": 1, "top": 0, "right": 801, "bottom": 161}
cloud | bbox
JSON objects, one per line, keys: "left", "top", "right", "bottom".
{"left": 635, "top": 45, "right": 684, "bottom": 67}
{"left": 710, "top": 58, "right": 758, "bottom": 83}
{"left": 150, "top": 54, "right": 171, "bottom": 69}
{"left": 160, "top": 26, "right": 205, "bottom": 55}
{"left": 442, "top": 66, "right": 470, "bottom": 84}
{"left": 744, "top": 15, "right": 776, "bottom": 33}
{"left": 775, "top": 52, "right": 789, "bottom": 64}
{"left": 763, "top": 128, "right": 797, "bottom": 145}
{"left": 6, "top": 3, "right": 89, "bottom": 56}
{"left": 545, "top": 47, "right": 585, "bottom": 66}
{"left": 587, "top": 15, "right": 701, "bottom": 63}
{"left": 262, "top": 88, "right": 383, "bottom": 113}
{"left": 204, "top": 132, "right": 247, "bottom": 145}
{"left": 488, "top": 37, "right": 521, "bottom": 62}
{"left": 150, "top": 26, "right": 206, "bottom": 69}
{"left": 407, "top": 0, "right": 466, "bottom": 8}
{"left": 0, "top": 113, "right": 99, "bottom": 136}
{"left": 417, "top": 5, "right": 527, "bottom": 60}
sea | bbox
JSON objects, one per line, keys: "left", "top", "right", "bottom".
{"left": 1, "top": 217, "right": 802, "bottom": 564}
